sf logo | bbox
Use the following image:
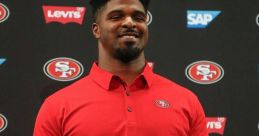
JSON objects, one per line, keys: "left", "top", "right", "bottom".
{"left": 55, "top": 61, "right": 76, "bottom": 78}
{"left": 196, "top": 65, "right": 217, "bottom": 81}
{"left": 43, "top": 57, "right": 84, "bottom": 81}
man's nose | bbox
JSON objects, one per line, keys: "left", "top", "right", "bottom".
{"left": 122, "top": 16, "right": 136, "bottom": 28}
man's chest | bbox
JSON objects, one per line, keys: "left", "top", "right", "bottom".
{"left": 61, "top": 94, "right": 191, "bottom": 136}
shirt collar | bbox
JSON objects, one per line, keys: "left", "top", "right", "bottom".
{"left": 89, "top": 62, "right": 154, "bottom": 90}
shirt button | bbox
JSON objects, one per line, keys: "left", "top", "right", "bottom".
{"left": 126, "top": 91, "right": 130, "bottom": 96}
{"left": 127, "top": 106, "right": 132, "bottom": 112}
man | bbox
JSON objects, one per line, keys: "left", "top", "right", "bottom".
{"left": 34, "top": 0, "right": 208, "bottom": 135}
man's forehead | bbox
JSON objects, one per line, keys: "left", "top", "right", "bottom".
{"left": 104, "top": 2, "right": 146, "bottom": 16}
{"left": 90, "top": 0, "right": 148, "bottom": 20}
{"left": 105, "top": 0, "right": 145, "bottom": 11}
{"left": 90, "top": 0, "right": 143, "bottom": 5}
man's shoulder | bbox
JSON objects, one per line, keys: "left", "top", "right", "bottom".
{"left": 45, "top": 75, "right": 92, "bottom": 103}
{"left": 153, "top": 73, "right": 197, "bottom": 98}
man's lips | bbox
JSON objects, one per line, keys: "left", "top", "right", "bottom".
{"left": 118, "top": 33, "right": 138, "bottom": 43}
{"left": 118, "top": 32, "right": 141, "bottom": 38}
{"left": 119, "top": 35, "right": 136, "bottom": 39}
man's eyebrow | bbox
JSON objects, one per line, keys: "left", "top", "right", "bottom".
{"left": 107, "top": 10, "right": 123, "bottom": 15}
{"left": 133, "top": 10, "right": 146, "bottom": 16}
{"left": 107, "top": 9, "right": 146, "bottom": 16}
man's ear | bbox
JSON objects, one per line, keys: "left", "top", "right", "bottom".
{"left": 92, "top": 23, "right": 100, "bottom": 39}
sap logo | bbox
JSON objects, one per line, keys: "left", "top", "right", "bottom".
{"left": 0, "top": 58, "right": 6, "bottom": 65}
{"left": 187, "top": 10, "right": 221, "bottom": 28}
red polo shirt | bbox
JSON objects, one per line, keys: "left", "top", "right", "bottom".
{"left": 34, "top": 62, "right": 208, "bottom": 136}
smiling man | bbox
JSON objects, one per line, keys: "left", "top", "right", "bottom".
{"left": 34, "top": 0, "right": 208, "bottom": 136}
{"left": 92, "top": 0, "right": 149, "bottom": 85}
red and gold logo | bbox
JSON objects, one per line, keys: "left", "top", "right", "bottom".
{"left": 185, "top": 60, "right": 224, "bottom": 84}
{"left": 43, "top": 57, "right": 84, "bottom": 81}
{"left": 0, "top": 114, "right": 8, "bottom": 132}
{"left": 154, "top": 99, "right": 171, "bottom": 109}
{"left": 0, "top": 3, "right": 10, "bottom": 23}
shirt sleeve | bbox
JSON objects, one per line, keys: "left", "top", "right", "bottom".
{"left": 33, "top": 99, "right": 62, "bottom": 136}
{"left": 189, "top": 96, "right": 209, "bottom": 136}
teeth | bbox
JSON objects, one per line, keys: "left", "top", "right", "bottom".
{"left": 122, "top": 35, "right": 135, "bottom": 38}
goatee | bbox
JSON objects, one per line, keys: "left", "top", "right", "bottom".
{"left": 114, "top": 42, "right": 143, "bottom": 63}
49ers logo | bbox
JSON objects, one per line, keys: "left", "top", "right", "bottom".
{"left": 0, "top": 3, "right": 10, "bottom": 23}
{"left": 43, "top": 57, "right": 84, "bottom": 81}
{"left": 206, "top": 117, "right": 227, "bottom": 135}
{"left": 147, "top": 62, "right": 154, "bottom": 69}
{"left": 0, "top": 114, "right": 8, "bottom": 132}
{"left": 185, "top": 60, "right": 224, "bottom": 84}
{"left": 146, "top": 11, "right": 152, "bottom": 25}
{"left": 256, "top": 14, "right": 259, "bottom": 26}
{"left": 154, "top": 99, "right": 171, "bottom": 109}
{"left": 42, "top": 6, "right": 86, "bottom": 24}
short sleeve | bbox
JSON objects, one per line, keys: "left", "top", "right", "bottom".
{"left": 189, "top": 96, "right": 208, "bottom": 136}
{"left": 33, "top": 99, "right": 62, "bottom": 136}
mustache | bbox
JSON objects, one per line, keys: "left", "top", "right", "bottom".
{"left": 118, "top": 29, "right": 142, "bottom": 37}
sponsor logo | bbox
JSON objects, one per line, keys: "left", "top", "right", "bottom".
{"left": 154, "top": 99, "right": 171, "bottom": 109}
{"left": 0, "top": 114, "right": 8, "bottom": 132}
{"left": 43, "top": 57, "right": 84, "bottom": 81}
{"left": 147, "top": 62, "right": 154, "bottom": 69}
{"left": 256, "top": 14, "right": 259, "bottom": 26}
{"left": 187, "top": 10, "right": 221, "bottom": 28}
{"left": 146, "top": 10, "right": 152, "bottom": 25}
{"left": 0, "top": 3, "right": 10, "bottom": 23}
{"left": 206, "top": 117, "right": 227, "bottom": 135}
{"left": 0, "top": 58, "right": 6, "bottom": 65}
{"left": 185, "top": 60, "right": 224, "bottom": 84}
{"left": 42, "top": 5, "right": 86, "bottom": 24}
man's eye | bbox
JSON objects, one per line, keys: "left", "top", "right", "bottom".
{"left": 110, "top": 15, "right": 121, "bottom": 20}
{"left": 134, "top": 15, "right": 146, "bottom": 21}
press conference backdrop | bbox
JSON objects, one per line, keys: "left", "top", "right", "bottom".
{"left": 0, "top": 0, "right": 259, "bottom": 135}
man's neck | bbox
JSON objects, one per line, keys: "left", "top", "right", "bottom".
{"left": 98, "top": 53, "right": 146, "bottom": 85}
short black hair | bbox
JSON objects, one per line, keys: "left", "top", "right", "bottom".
{"left": 89, "top": 0, "right": 151, "bottom": 21}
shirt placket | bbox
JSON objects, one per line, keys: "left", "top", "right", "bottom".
{"left": 122, "top": 83, "right": 137, "bottom": 136}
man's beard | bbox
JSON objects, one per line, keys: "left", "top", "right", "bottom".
{"left": 113, "top": 42, "right": 144, "bottom": 63}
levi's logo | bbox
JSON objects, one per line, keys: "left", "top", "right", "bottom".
{"left": 42, "top": 5, "right": 86, "bottom": 24}
{"left": 206, "top": 117, "right": 227, "bottom": 135}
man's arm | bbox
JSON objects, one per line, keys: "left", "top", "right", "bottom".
{"left": 34, "top": 100, "right": 62, "bottom": 136}
{"left": 189, "top": 96, "right": 208, "bottom": 136}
